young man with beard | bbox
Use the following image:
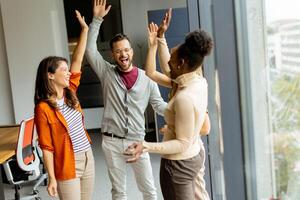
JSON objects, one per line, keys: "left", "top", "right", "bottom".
{"left": 85, "top": 0, "right": 167, "bottom": 199}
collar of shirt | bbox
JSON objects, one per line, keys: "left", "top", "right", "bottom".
{"left": 116, "top": 66, "right": 137, "bottom": 74}
{"left": 172, "top": 71, "right": 201, "bottom": 88}
{"left": 56, "top": 97, "right": 64, "bottom": 107}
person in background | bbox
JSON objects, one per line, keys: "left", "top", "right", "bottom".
{"left": 151, "top": 9, "right": 211, "bottom": 200}
{"left": 85, "top": 0, "right": 167, "bottom": 199}
{"left": 34, "top": 10, "right": 95, "bottom": 200}
{"left": 126, "top": 13, "right": 213, "bottom": 199}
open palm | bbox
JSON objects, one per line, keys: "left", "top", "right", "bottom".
{"left": 75, "top": 10, "right": 88, "bottom": 30}
{"left": 148, "top": 22, "right": 158, "bottom": 46}
{"left": 93, "top": 0, "right": 111, "bottom": 18}
{"left": 157, "top": 8, "right": 172, "bottom": 38}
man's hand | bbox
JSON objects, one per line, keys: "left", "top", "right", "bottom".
{"left": 125, "top": 142, "right": 144, "bottom": 163}
{"left": 93, "top": 0, "right": 111, "bottom": 18}
{"left": 148, "top": 22, "right": 158, "bottom": 47}
{"left": 157, "top": 8, "right": 172, "bottom": 38}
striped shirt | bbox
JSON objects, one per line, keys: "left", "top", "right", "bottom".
{"left": 57, "top": 98, "right": 91, "bottom": 153}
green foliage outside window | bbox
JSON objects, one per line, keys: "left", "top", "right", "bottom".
{"left": 271, "top": 73, "right": 300, "bottom": 199}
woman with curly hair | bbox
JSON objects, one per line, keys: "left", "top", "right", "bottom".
{"left": 126, "top": 16, "right": 213, "bottom": 200}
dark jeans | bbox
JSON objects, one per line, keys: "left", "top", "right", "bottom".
{"left": 160, "top": 154, "right": 201, "bottom": 200}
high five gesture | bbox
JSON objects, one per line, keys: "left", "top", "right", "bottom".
{"left": 93, "top": 0, "right": 111, "bottom": 18}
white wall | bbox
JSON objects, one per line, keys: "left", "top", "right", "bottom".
{"left": 0, "top": 0, "right": 186, "bottom": 128}
{"left": 0, "top": 4, "right": 14, "bottom": 125}
{"left": 0, "top": 0, "right": 69, "bottom": 123}
{"left": 120, "top": 0, "right": 186, "bottom": 68}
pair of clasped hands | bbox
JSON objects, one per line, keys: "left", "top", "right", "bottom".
{"left": 124, "top": 125, "right": 169, "bottom": 163}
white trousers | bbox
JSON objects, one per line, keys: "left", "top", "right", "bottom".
{"left": 102, "top": 135, "right": 157, "bottom": 200}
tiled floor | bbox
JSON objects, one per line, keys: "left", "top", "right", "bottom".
{"left": 3, "top": 132, "right": 164, "bottom": 200}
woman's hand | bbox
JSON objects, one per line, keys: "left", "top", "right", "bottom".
{"left": 157, "top": 8, "right": 172, "bottom": 38}
{"left": 93, "top": 0, "right": 111, "bottom": 18}
{"left": 125, "top": 142, "right": 144, "bottom": 163}
{"left": 148, "top": 22, "right": 158, "bottom": 47}
{"left": 47, "top": 177, "right": 58, "bottom": 197}
{"left": 75, "top": 10, "right": 88, "bottom": 31}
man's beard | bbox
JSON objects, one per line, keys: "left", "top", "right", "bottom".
{"left": 116, "top": 60, "right": 132, "bottom": 72}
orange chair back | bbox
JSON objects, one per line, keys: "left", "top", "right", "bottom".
{"left": 17, "top": 118, "right": 35, "bottom": 165}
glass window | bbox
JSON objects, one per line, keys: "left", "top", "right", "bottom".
{"left": 236, "top": 0, "right": 300, "bottom": 199}
{"left": 265, "top": 0, "right": 300, "bottom": 199}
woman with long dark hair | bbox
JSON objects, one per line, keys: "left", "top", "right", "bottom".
{"left": 34, "top": 11, "right": 95, "bottom": 200}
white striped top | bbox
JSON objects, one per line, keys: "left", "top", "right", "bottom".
{"left": 57, "top": 98, "right": 91, "bottom": 153}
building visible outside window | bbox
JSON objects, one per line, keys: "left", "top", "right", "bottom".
{"left": 235, "top": 0, "right": 300, "bottom": 199}
{"left": 265, "top": 0, "right": 300, "bottom": 199}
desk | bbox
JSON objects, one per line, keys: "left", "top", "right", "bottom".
{"left": 0, "top": 126, "right": 19, "bottom": 200}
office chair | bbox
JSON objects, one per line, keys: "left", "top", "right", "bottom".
{"left": 2, "top": 117, "right": 47, "bottom": 200}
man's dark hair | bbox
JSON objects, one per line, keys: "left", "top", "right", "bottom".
{"left": 109, "top": 33, "right": 131, "bottom": 50}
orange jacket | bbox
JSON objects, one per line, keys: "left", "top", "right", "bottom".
{"left": 34, "top": 72, "right": 92, "bottom": 180}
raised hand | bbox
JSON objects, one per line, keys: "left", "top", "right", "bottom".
{"left": 148, "top": 22, "right": 158, "bottom": 47}
{"left": 70, "top": 10, "right": 89, "bottom": 73}
{"left": 157, "top": 8, "right": 172, "bottom": 38}
{"left": 75, "top": 10, "right": 88, "bottom": 30}
{"left": 93, "top": 0, "right": 111, "bottom": 18}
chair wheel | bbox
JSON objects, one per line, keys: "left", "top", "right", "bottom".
{"left": 33, "top": 190, "right": 39, "bottom": 194}
{"left": 35, "top": 197, "right": 41, "bottom": 200}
